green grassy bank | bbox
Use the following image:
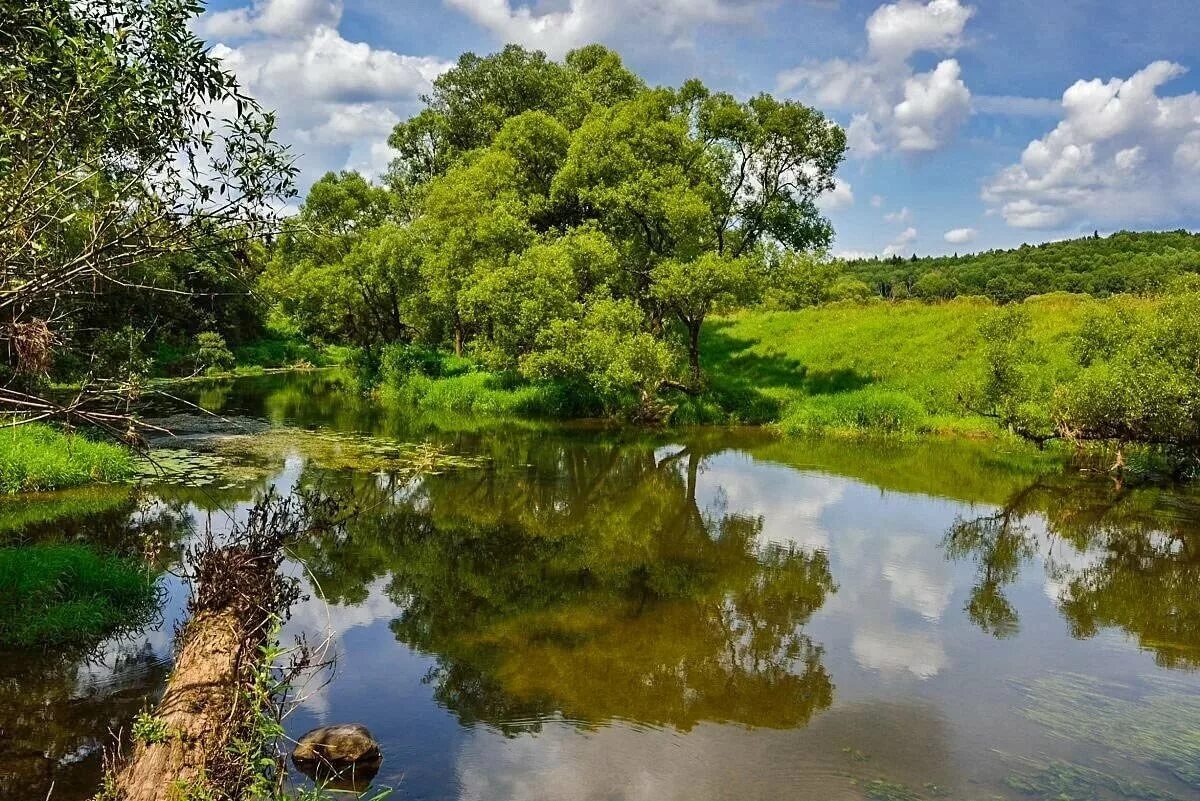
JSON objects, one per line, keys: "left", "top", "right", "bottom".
{"left": 0, "top": 424, "right": 135, "bottom": 494}
{"left": 379, "top": 293, "right": 1120, "bottom": 437}
{"left": 0, "top": 543, "right": 158, "bottom": 648}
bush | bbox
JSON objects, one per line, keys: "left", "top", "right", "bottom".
{"left": 379, "top": 343, "right": 474, "bottom": 384}
{"left": 0, "top": 424, "right": 134, "bottom": 493}
{"left": 194, "top": 331, "right": 235, "bottom": 374}
{"left": 0, "top": 543, "right": 158, "bottom": 648}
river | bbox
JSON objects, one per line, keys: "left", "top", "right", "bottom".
{"left": 4, "top": 371, "right": 1200, "bottom": 801}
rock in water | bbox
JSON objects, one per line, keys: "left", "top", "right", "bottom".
{"left": 292, "top": 724, "right": 381, "bottom": 766}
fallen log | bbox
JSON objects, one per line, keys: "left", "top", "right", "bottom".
{"left": 102, "top": 493, "right": 332, "bottom": 801}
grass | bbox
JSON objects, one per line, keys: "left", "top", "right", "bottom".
{"left": 0, "top": 423, "right": 135, "bottom": 493}
{"left": 680, "top": 294, "right": 1109, "bottom": 435}
{"left": 0, "top": 542, "right": 158, "bottom": 648}
{"left": 381, "top": 369, "right": 595, "bottom": 419}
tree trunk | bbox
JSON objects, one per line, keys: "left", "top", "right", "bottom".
{"left": 688, "top": 320, "right": 702, "bottom": 386}
{"left": 453, "top": 318, "right": 464, "bottom": 357}
{"left": 107, "top": 546, "right": 278, "bottom": 801}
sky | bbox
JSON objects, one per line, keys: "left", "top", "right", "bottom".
{"left": 195, "top": 0, "right": 1200, "bottom": 257}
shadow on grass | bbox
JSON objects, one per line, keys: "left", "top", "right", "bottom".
{"left": 683, "top": 321, "right": 875, "bottom": 424}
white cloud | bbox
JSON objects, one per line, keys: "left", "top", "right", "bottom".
{"left": 199, "top": 1, "right": 452, "bottom": 185}
{"left": 865, "top": 0, "right": 973, "bottom": 64}
{"left": 885, "top": 206, "right": 912, "bottom": 224}
{"left": 883, "top": 227, "right": 918, "bottom": 256}
{"left": 871, "top": 194, "right": 885, "bottom": 208}
{"left": 817, "top": 177, "right": 855, "bottom": 211}
{"left": 779, "top": 0, "right": 973, "bottom": 157}
{"left": 982, "top": 61, "right": 1200, "bottom": 229}
{"left": 197, "top": 0, "right": 343, "bottom": 38}
{"left": 444, "top": 0, "right": 774, "bottom": 58}
{"left": 894, "top": 59, "right": 971, "bottom": 151}
{"left": 943, "top": 227, "right": 976, "bottom": 244}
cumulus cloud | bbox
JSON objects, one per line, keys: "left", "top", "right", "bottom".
{"left": 885, "top": 206, "right": 912, "bottom": 224}
{"left": 943, "top": 227, "right": 976, "bottom": 244}
{"left": 198, "top": 0, "right": 451, "bottom": 186}
{"left": 197, "top": 0, "right": 343, "bottom": 38}
{"left": 817, "top": 177, "right": 855, "bottom": 211}
{"left": 982, "top": 61, "right": 1200, "bottom": 230}
{"left": 883, "top": 227, "right": 918, "bottom": 256}
{"left": 865, "top": 0, "right": 973, "bottom": 64}
{"left": 444, "top": 0, "right": 775, "bottom": 58}
{"left": 871, "top": 194, "right": 885, "bottom": 208}
{"left": 779, "top": 0, "right": 974, "bottom": 157}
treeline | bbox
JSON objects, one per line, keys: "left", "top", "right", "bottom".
{"left": 843, "top": 231, "right": 1200, "bottom": 302}
{"left": 262, "top": 44, "right": 848, "bottom": 415}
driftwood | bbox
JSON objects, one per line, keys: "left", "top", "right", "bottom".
{"left": 108, "top": 546, "right": 278, "bottom": 800}
{"left": 105, "top": 494, "right": 332, "bottom": 800}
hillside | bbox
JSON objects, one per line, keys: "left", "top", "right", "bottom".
{"left": 842, "top": 230, "right": 1200, "bottom": 302}
{"left": 689, "top": 293, "right": 1153, "bottom": 435}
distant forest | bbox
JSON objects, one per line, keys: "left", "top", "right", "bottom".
{"left": 842, "top": 231, "right": 1200, "bottom": 302}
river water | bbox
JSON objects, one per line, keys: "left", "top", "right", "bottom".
{"left": 4, "top": 372, "right": 1200, "bottom": 801}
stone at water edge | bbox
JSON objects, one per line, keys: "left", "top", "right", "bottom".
{"left": 292, "top": 724, "right": 381, "bottom": 766}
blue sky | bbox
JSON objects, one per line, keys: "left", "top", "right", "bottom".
{"left": 198, "top": 0, "right": 1200, "bottom": 256}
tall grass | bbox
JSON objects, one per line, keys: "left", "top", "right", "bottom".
{"left": 0, "top": 423, "right": 134, "bottom": 493}
{"left": 0, "top": 543, "right": 158, "bottom": 648}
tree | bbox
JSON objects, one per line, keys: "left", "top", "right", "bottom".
{"left": 263, "top": 172, "right": 400, "bottom": 350}
{"left": 652, "top": 254, "right": 763, "bottom": 384}
{"left": 386, "top": 44, "right": 644, "bottom": 193}
{"left": 1, "top": 0, "right": 294, "bottom": 430}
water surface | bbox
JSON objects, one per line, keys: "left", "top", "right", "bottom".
{"left": 4, "top": 372, "right": 1200, "bottom": 801}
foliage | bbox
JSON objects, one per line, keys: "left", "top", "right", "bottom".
{"left": 0, "top": 543, "right": 158, "bottom": 648}
{"left": 132, "top": 713, "right": 172, "bottom": 746}
{"left": 842, "top": 230, "right": 1200, "bottom": 302}
{"left": 0, "top": 0, "right": 293, "bottom": 401}
{"left": 521, "top": 296, "right": 678, "bottom": 415}
{"left": 978, "top": 283, "right": 1200, "bottom": 464}
{"left": 195, "top": 332, "right": 236, "bottom": 375}
{"left": 272, "top": 44, "right": 847, "bottom": 410}
{"left": 0, "top": 423, "right": 134, "bottom": 493}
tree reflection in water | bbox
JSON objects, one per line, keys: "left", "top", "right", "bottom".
{"left": 291, "top": 436, "right": 836, "bottom": 733}
{"left": 944, "top": 476, "right": 1200, "bottom": 668}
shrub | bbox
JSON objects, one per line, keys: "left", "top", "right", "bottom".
{"left": 194, "top": 331, "right": 235, "bottom": 374}
{"left": 0, "top": 543, "right": 158, "bottom": 648}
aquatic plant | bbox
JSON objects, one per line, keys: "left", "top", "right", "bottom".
{"left": 1005, "top": 758, "right": 1183, "bottom": 801}
{"left": 1019, "top": 673, "right": 1200, "bottom": 789}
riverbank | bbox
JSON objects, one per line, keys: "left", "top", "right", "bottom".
{"left": 0, "top": 423, "right": 134, "bottom": 494}
{"left": 377, "top": 293, "right": 1113, "bottom": 438}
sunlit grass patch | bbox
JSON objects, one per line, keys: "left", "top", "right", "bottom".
{"left": 0, "top": 423, "right": 134, "bottom": 494}
{"left": 0, "top": 543, "right": 159, "bottom": 648}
